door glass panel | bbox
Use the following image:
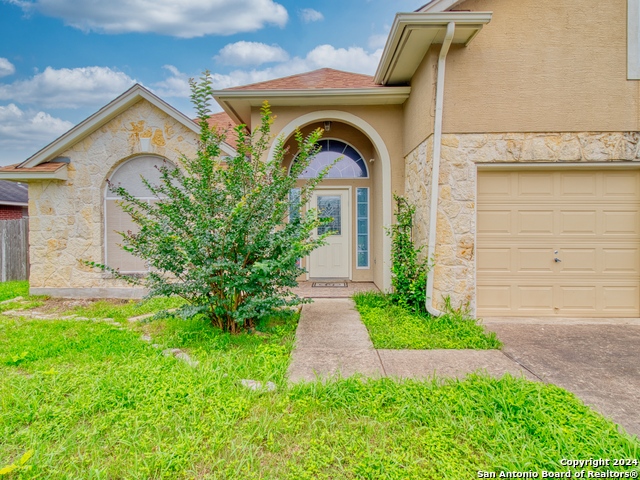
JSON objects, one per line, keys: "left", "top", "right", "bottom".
{"left": 317, "top": 195, "right": 341, "bottom": 235}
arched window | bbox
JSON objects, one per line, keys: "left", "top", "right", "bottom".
{"left": 293, "top": 139, "right": 368, "bottom": 179}
{"left": 104, "top": 155, "right": 174, "bottom": 273}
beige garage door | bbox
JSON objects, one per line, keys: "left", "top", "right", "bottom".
{"left": 477, "top": 169, "right": 640, "bottom": 317}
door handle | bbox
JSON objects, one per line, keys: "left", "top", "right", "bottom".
{"left": 554, "top": 257, "right": 562, "bottom": 263}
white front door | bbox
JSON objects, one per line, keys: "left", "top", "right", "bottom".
{"left": 309, "top": 189, "right": 350, "bottom": 278}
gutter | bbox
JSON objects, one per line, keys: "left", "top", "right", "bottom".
{"left": 425, "top": 22, "right": 455, "bottom": 317}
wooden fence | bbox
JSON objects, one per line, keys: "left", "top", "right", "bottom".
{"left": 0, "top": 218, "right": 29, "bottom": 281}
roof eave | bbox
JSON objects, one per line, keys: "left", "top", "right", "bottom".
{"left": 0, "top": 165, "right": 68, "bottom": 182}
{"left": 213, "top": 87, "right": 411, "bottom": 126}
{"left": 374, "top": 11, "right": 493, "bottom": 85}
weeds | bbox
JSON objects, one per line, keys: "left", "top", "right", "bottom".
{"left": 353, "top": 291, "right": 501, "bottom": 349}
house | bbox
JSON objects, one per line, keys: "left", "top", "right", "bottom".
{"left": 2, "top": 0, "right": 640, "bottom": 319}
{"left": 0, "top": 180, "right": 28, "bottom": 219}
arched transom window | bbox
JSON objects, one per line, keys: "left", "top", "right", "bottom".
{"left": 295, "top": 139, "right": 368, "bottom": 179}
{"left": 105, "top": 155, "right": 174, "bottom": 273}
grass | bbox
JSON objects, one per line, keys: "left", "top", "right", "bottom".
{"left": 353, "top": 291, "right": 502, "bottom": 350}
{"left": 0, "top": 281, "right": 29, "bottom": 302}
{"left": 0, "top": 282, "right": 638, "bottom": 478}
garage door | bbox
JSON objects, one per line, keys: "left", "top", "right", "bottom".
{"left": 477, "top": 169, "right": 640, "bottom": 317}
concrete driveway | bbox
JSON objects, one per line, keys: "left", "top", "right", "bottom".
{"left": 484, "top": 320, "right": 640, "bottom": 438}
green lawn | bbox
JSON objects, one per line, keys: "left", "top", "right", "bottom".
{"left": 0, "top": 283, "right": 638, "bottom": 478}
{"left": 353, "top": 291, "right": 502, "bottom": 350}
{"left": 0, "top": 281, "right": 29, "bottom": 302}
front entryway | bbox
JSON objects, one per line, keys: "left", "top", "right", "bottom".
{"left": 309, "top": 189, "right": 350, "bottom": 278}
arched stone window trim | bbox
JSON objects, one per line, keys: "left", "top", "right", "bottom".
{"left": 104, "top": 155, "right": 175, "bottom": 273}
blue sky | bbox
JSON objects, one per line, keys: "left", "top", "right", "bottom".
{"left": 0, "top": 0, "right": 425, "bottom": 165}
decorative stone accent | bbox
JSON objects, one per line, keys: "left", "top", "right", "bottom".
{"left": 28, "top": 99, "right": 199, "bottom": 294}
{"left": 406, "top": 131, "right": 640, "bottom": 315}
{"left": 162, "top": 348, "right": 199, "bottom": 368}
{"left": 240, "top": 379, "right": 277, "bottom": 392}
{"left": 404, "top": 137, "right": 433, "bottom": 252}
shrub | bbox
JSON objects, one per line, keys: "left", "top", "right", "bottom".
{"left": 88, "top": 72, "right": 333, "bottom": 332}
{"left": 387, "top": 195, "right": 430, "bottom": 313}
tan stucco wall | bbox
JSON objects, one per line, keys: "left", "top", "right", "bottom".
{"left": 257, "top": 104, "right": 405, "bottom": 289}
{"left": 28, "top": 99, "right": 199, "bottom": 296}
{"left": 403, "top": 47, "right": 438, "bottom": 156}
{"left": 444, "top": 0, "right": 640, "bottom": 133}
{"left": 421, "top": 132, "right": 640, "bottom": 314}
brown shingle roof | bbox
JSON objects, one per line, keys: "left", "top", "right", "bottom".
{"left": 225, "top": 68, "right": 379, "bottom": 91}
{"left": 0, "top": 162, "right": 67, "bottom": 173}
{"left": 201, "top": 112, "right": 242, "bottom": 151}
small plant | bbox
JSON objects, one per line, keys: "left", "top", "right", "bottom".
{"left": 87, "top": 72, "right": 333, "bottom": 333}
{"left": 386, "top": 195, "right": 430, "bottom": 313}
{"left": 0, "top": 449, "right": 34, "bottom": 475}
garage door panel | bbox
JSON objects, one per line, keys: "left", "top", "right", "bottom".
{"left": 558, "top": 286, "right": 597, "bottom": 311}
{"left": 558, "top": 248, "right": 597, "bottom": 273}
{"left": 477, "top": 248, "right": 511, "bottom": 273}
{"left": 477, "top": 210, "right": 511, "bottom": 235}
{"left": 603, "top": 172, "right": 640, "bottom": 197}
{"left": 559, "top": 210, "right": 597, "bottom": 235}
{"left": 517, "top": 210, "right": 554, "bottom": 235}
{"left": 478, "top": 172, "right": 512, "bottom": 197}
{"left": 603, "top": 210, "right": 640, "bottom": 235}
{"left": 476, "top": 285, "right": 512, "bottom": 310}
{"left": 602, "top": 248, "right": 640, "bottom": 273}
{"left": 602, "top": 285, "right": 640, "bottom": 312}
{"left": 560, "top": 172, "right": 597, "bottom": 197}
{"left": 477, "top": 169, "right": 640, "bottom": 317}
{"left": 517, "top": 248, "right": 554, "bottom": 273}
{"left": 517, "top": 285, "right": 554, "bottom": 311}
{"left": 518, "top": 173, "right": 554, "bottom": 197}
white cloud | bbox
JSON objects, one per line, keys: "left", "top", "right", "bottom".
{"left": 152, "top": 65, "right": 191, "bottom": 98}
{"left": 215, "top": 41, "right": 289, "bottom": 67}
{"left": 209, "top": 44, "right": 383, "bottom": 89}
{"left": 0, "top": 58, "right": 15, "bottom": 78}
{"left": 368, "top": 33, "right": 388, "bottom": 50}
{"left": 0, "top": 103, "right": 74, "bottom": 151}
{"left": 11, "top": 0, "right": 288, "bottom": 37}
{"left": 299, "top": 8, "right": 323, "bottom": 23}
{"left": 0, "top": 66, "right": 136, "bottom": 108}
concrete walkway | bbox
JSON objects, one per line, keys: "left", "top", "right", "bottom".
{"left": 288, "top": 298, "right": 530, "bottom": 382}
{"left": 288, "top": 299, "right": 640, "bottom": 438}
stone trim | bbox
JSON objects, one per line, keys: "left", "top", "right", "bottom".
{"left": 30, "top": 287, "right": 148, "bottom": 299}
{"left": 406, "top": 131, "right": 640, "bottom": 315}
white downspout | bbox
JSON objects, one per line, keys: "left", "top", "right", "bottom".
{"left": 426, "top": 22, "right": 456, "bottom": 317}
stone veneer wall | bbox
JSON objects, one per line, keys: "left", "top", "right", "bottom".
{"left": 28, "top": 99, "right": 199, "bottom": 297}
{"left": 406, "top": 132, "right": 640, "bottom": 314}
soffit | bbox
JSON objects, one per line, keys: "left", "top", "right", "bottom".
{"left": 374, "top": 12, "right": 493, "bottom": 85}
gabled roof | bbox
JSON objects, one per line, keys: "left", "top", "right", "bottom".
{"left": 225, "top": 68, "right": 380, "bottom": 91}
{"left": 0, "top": 180, "right": 28, "bottom": 206}
{"left": 2, "top": 84, "right": 237, "bottom": 182}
